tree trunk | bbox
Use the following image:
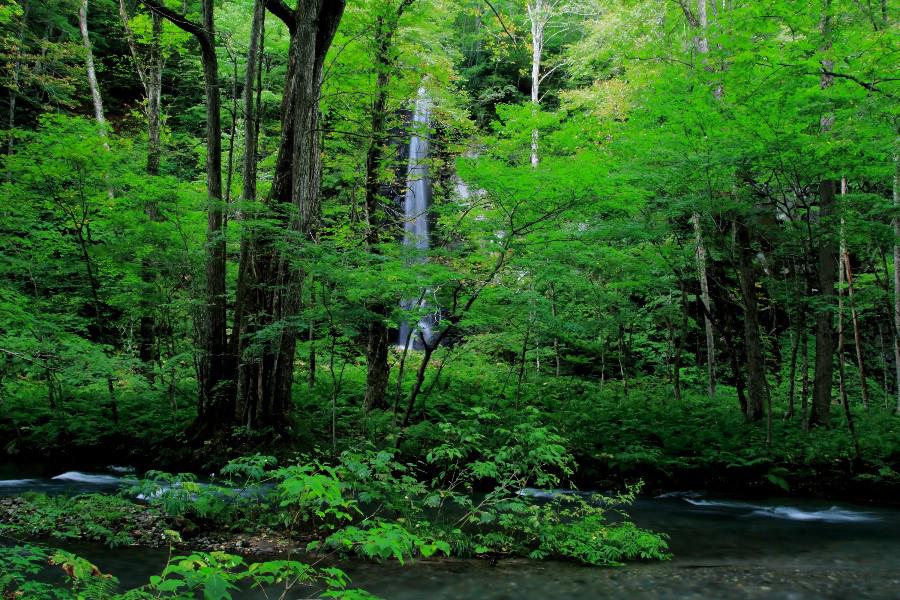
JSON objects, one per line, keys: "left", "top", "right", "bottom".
{"left": 197, "top": 0, "right": 229, "bottom": 423}
{"left": 230, "top": 0, "right": 265, "bottom": 364}
{"left": 515, "top": 317, "right": 532, "bottom": 409}
{"left": 550, "top": 283, "right": 561, "bottom": 376}
{"left": 692, "top": 214, "right": 717, "bottom": 398}
{"left": 692, "top": 3, "right": 718, "bottom": 399}
{"left": 119, "top": 0, "right": 163, "bottom": 174}
{"left": 364, "top": 317, "right": 390, "bottom": 411}
{"left": 527, "top": 0, "right": 546, "bottom": 168}
{"left": 672, "top": 290, "right": 688, "bottom": 402}
{"left": 696, "top": 0, "right": 709, "bottom": 52}
{"left": 837, "top": 208, "right": 849, "bottom": 411}
{"left": 735, "top": 219, "right": 767, "bottom": 422}
{"left": 599, "top": 344, "right": 605, "bottom": 393}
{"left": 146, "top": 13, "right": 163, "bottom": 175}
{"left": 399, "top": 335, "right": 433, "bottom": 431}
{"left": 233, "top": 0, "right": 346, "bottom": 430}
{"left": 893, "top": 151, "right": 900, "bottom": 414}
{"left": 140, "top": 0, "right": 232, "bottom": 429}
{"left": 618, "top": 323, "right": 628, "bottom": 398}
{"left": 810, "top": 179, "right": 837, "bottom": 427}
{"left": 843, "top": 251, "right": 869, "bottom": 408}
{"left": 79, "top": 0, "right": 108, "bottom": 143}
{"left": 308, "top": 280, "right": 317, "bottom": 389}
{"left": 810, "top": 0, "right": 837, "bottom": 427}
{"left": 6, "top": 0, "right": 29, "bottom": 161}
{"left": 786, "top": 322, "right": 800, "bottom": 418}
{"left": 120, "top": 2, "right": 165, "bottom": 367}
{"left": 363, "top": 4, "right": 413, "bottom": 412}
{"left": 242, "top": 2, "right": 264, "bottom": 205}
{"left": 224, "top": 47, "right": 239, "bottom": 207}
{"left": 837, "top": 183, "right": 862, "bottom": 459}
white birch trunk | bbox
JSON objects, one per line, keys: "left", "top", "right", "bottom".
{"left": 528, "top": 0, "right": 545, "bottom": 169}
{"left": 79, "top": 0, "right": 108, "bottom": 144}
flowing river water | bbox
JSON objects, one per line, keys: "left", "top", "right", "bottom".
{"left": 2, "top": 465, "right": 899, "bottom": 599}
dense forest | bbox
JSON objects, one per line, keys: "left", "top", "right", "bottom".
{"left": 0, "top": 0, "right": 898, "bottom": 597}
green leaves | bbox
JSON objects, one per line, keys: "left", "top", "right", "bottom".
{"left": 322, "top": 520, "right": 451, "bottom": 564}
{"left": 202, "top": 572, "right": 230, "bottom": 600}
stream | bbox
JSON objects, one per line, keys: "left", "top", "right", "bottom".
{"left": 2, "top": 465, "right": 899, "bottom": 599}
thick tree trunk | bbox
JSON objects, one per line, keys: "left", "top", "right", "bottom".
{"left": 140, "top": 0, "right": 229, "bottom": 426}
{"left": 810, "top": 180, "right": 837, "bottom": 427}
{"left": 735, "top": 219, "right": 767, "bottom": 422}
{"left": 233, "top": 0, "right": 346, "bottom": 429}
{"left": 364, "top": 316, "right": 390, "bottom": 411}
{"left": 810, "top": 0, "right": 837, "bottom": 428}
{"left": 197, "top": 0, "right": 229, "bottom": 423}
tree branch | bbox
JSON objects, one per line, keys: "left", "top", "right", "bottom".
{"left": 671, "top": 0, "right": 698, "bottom": 27}
{"left": 265, "top": 0, "right": 295, "bottom": 34}
{"left": 819, "top": 69, "right": 898, "bottom": 97}
{"left": 483, "top": 0, "right": 520, "bottom": 47}
{"left": 137, "top": 0, "right": 205, "bottom": 39}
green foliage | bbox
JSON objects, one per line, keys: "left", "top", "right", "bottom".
{"left": 506, "top": 494, "right": 670, "bottom": 565}
{"left": 319, "top": 520, "right": 451, "bottom": 564}
{"left": 0, "top": 544, "right": 379, "bottom": 600}
{"left": 0, "top": 493, "right": 154, "bottom": 547}
{"left": 0, "top": 545, "right": 70, "bottom": 600}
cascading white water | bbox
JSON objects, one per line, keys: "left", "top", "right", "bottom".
{"left": 404, "top": 87, "right": 432, "bottom": 251}
{"left": 398, "top": 87, "right": 434, "bottom": 348}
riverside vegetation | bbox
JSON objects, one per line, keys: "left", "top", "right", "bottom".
{"left": 0, "top": 0, "right": 898, "bottom": 597}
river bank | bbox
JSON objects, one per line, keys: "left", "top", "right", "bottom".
{"left": 3, "top": 467, "right": 900, "bottom": 598}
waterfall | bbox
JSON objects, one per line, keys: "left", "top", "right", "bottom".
{"left": 398, "top": 87, "right": 434, "bottom": 349}
{"left": 403, "top": 87, "right": 432, "bottom": 251}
